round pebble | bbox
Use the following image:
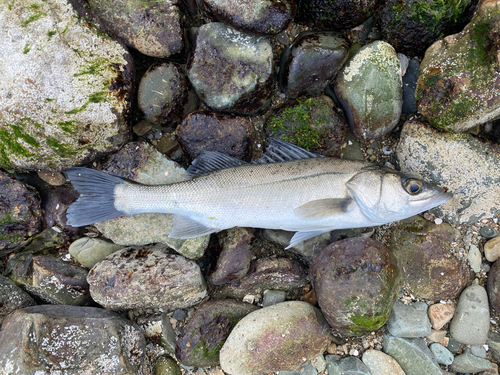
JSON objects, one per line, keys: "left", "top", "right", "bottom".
{"left": 485, "top": 236, "right": 500, "bottom": 262}
{"left": 429, "top": 343, "right": 454, "bottom": 365}
{"left": 480, "top": 226, "right": 498, "bottom": 239}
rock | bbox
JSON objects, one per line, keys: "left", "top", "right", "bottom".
{"left": 200, "top": 0, "right": 295, "bottom": 35}
{"left": 447, "top": 337, "right": 462, "bottom": 354}
{"left": 161, "top": 315, "right": 177, "bottom": 354}
{"left": 264, "top": 96, "right": 346, "bottom": 156}
{"left": 482, "top": 363, "right": 499, "bottom": 375}
{"left": 386, "top": 300, "right": 432, "bottom": 338}
{"left": 382, "top": 334, "right": 442, "bottom": 375}
{"left": 175, "top": 299, "right": 258, "bottom": 366}
{"left": 212, "top": 257, "right": 309, "bottom": 300}
{"left": 469, "top": 244, "right": 483, "bottom": 272}
{"left": 187, "top": 22, "right": 273, "bottom": 115}
{"left": 261, "top": 229, "right": 332, "bottom": 262}
{"left": 376, "top": 0, "right": 476, "bottom": 56}
{"left": 41, "top": 183, "right": 79, "bottom": 230}
{"left": 429, "top": 343, "right": 454, "bottom": 365}
{"left": 450, "top": 352, "right": 492, "bottom": 373}
{"left": 416, "top": 0, "right": 500, "bottom": 132}
{"left": 450, "top": 284, "right": 490, "bottom": 345}
{"left": 154, "top": 356, "right": 181, "bottom": 375}
{"left": 488, "top": 331, "right": 500, "bottom": 362}
{"left": 37, "top": 170, "right": 66, "bottom": 186}
{"left": 87, "top": 245, "right": 207, "bottom": 310}
{"left": 209, "top": 228, "right": 254, "bottom": 285}
{"left": 138, "top": 62, "right": 197, "bottom": 128}
{"left": 262, "top": 289, "right": 286, "bottom": 307}
{"left": 397, "top": 120, "right": 500, "bottom": 224}
{"left": 87, "top": 0, "right": 182, "bottom": 58}
{"left": 402, "top": 59, "right": 419, "bottom": 113}
{"left": 278, "top": 360, "right": 318, "bottom": 375}
{"left": 0, "top": 170, "right": 41, "bottom": 250}
{"left": 327, "top": 356, "right": 371, "bottom": 375}
{"left": 0, "top": 274, "right": 35, "bottom": 325}
{"left": 334, "top": 41, "right": 402, "bottom": 140}
{"left": 487, "top": 259, "right": 500, "bottom": 312}
{"left": 296, "top": 0, "right": 379, "bottom": 29}
{"left": 92, "top": 142, "right": 209, "bottom": 256}
{"left": 426, "top": 329, "right": 447, "bottom": 343}
{"left": 485, "top": 236, "right": 500, "bottom": 262}
{"left": 0, "top": 305, "right": 152, "bottom": 374}
{"left": 10, "top": 255, "right": 90, "bottom": 305}
{"left": 428, "top": 302, "right": 455, "bottom": 330}
{"left": 468, "top": 345, "right": 488, "bottom": 358}
{"left": 310, "top": 237, "right": 401, "bottom": 336}
{"left": 480, "top": 226, "right": 498, "bottom": 239}
{"left": 177, "top": 111, "right": 254, "bottom": 162}
{"left": 279, "top": 32, "right": 349, "bottom": 99}
{"left": 0, "top": 0, "right": 132, "bottom": 171}
{"left": 381, "top": 216, "right": 470, "bottom": 301}
{"left": 69, "top": 237, "right": 125, "bottom": 268}
{"left": 219, "top": 301, "right": 330, "bottom": 375}
{"left": 362, "top": 349, "right": 405, "bottom": 375}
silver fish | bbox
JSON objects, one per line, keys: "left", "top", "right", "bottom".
{"left": 66, "top": 139, "right": 452, "bottom": 248}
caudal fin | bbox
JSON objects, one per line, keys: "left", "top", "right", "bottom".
{"left": 65, "top": 167, "right": 127, "bottom": 227}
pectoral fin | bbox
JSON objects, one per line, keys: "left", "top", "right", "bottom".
{"left": 168, "top": 215, "right": 219, "bottom": 238}
{"left": 293, "top": 198, "right": 352, "bottom": 219}
{"left": 287, "top": 230, "right": 331, "bottom": 249}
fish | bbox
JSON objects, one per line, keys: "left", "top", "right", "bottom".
{"left": 65, "top": 138, "right": 452, "bottom": 248}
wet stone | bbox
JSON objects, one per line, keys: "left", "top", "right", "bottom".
{"left": 219, "top": 301, "right": 330, "bottom": 375}
{"left": 450, "top": 284, "right": 490, "bottom": 345}
{"left": 0, "top": 305, "right": 151, "bottom": 374}
{"left": 187, "top": 22, "right": 273, "bottom": 115}
{"left": 138, "top": 62, "right": 197, "bottom": 128}
{"left": 487, "top": 259, "right": 500, "bottom": 312}
{"left": 177, "top": 111, "right": 254, "bottom": 162}
{"left": 327, "top": 356, "right": 371, "bottom": 375}
{"left": 481, "top": 226, "right": 498, "bottom": 239}
{"left": 416, "top": 1, "right": 500, "bottom": 132}
{"left": 200, "top": 0, "right": 295, "bottom": 35}
{"left": 429, "top": 343, "right": 454, "bottom": 365}
{"left": 41, "top": 183, "right": 79, "bottom": 230}
{"left": 485, "top": 236, "right": 500, "bottom": 262}
{"left": 362, "top": 349, "right": 405, "bottom": 375}
{"left": 310, "top": 237, "right": 401, "bottom": 336}
{"left": 428, "top": 302, "right": 455, "bottom": 330}
{"left": 0, "top": 170, "right": 41, "bottom": 250}
{"left": 87, "top": 0, "right": 182, "bottom": 57}
{"left": 334, "top": 41, "right": 402, "bottom": 140}
{"left": 37, "top": 170, "right": 66, "bottom": 186}
{"left": 69, "top": 237, "right": 125, "bottom": 269}
{"left": 264, "top": 96, "right": 346, "bottom": 157}
{"left": 175, "top": 299, "right": 258, "bottom": 366}
{"left": 279, "top": 32, "right": 349, "bottom": 99}
{"left": 450, "top": 352, "right": 492, "bottom": 373}
{"left": 0, "top": 274, "right": 35, "bottom": 325}
{"left": 212, "top": 257, "right": 309, "bottom": 300}
{"left": 0, "top": 0, "right": 133, "bottom": 171}
{"left": 382, "top": 334, "right": 442, "bottom": 375}
{"left": 262, "top": 289, "right": 286, "bottom": 307}
{"left": 87, "top": 245, "right": 207, "bottom": 310}
{"left": 402, "top": 59, "right": 419, "bottom": 113}
{"left": 386, "top": 300, "right": 431, "bottom": 338}
{"left": 209, "top": 228, "right": 254, "bottom": 286}
{"left": 154, "top": 356, "right": 181, "bottom": 375}
{"left": 381, "top": 215, "right": 470, "bottom": 300}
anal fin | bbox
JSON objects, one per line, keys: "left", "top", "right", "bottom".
{"left": 287, "top": 230, "right": 331, "bottom": 249}
{"left": 168, "top": 215, "right": 219, "bottom": 239}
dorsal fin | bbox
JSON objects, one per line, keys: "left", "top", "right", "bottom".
{"left": 255, "top": 138, "right": 323, "bottom": 164}
{"left": 186, "top": 151, "right": 248, "bottom": 178}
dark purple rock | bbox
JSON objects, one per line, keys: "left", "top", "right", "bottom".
{"left": 310, "top": 237, "right": 401, "bottom": 336}
{"left": 175, "top": 299, "right": 259, "bottom": 366}
{"left": 487, "top": 259, "right": 500, "bottom": 312}
{"left": 296, "top": 0, "right": 380, "bottom": 29}
{"left": 209, "top": 228, "right": 254, "bottom": 285}
{"left": 0, "top": 171, "right": 41, "bottom": 250}
{"left": 86, "top": 0, "right": 183, "bottom": 57}
{"left": 41, "top": 184, "right": 79, "bottom": 230}
{"left": 177, "top": 110, "right": 254, "bottom": 162}
{"left": 201, "top": 0, "right": 296, "bottom": 35}
{"left": 280, "top": 32, "right": 349, "bottom": 99}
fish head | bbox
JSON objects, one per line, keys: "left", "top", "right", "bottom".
{"left": 346, "top": 166, "right": 452, "bottom": 224}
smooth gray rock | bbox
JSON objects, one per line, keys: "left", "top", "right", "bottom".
{"left": 386, "top": 300, "right": 431, "bottom": 337}
{"left": 187, "top": 22, "right": 273, "bottom": 115}
{"left": 87, "top": 245, "right": 207, "bottom": 310}
{"left": 450, "top": 284, "right": 490, "bottom": 345}
{"left": 429, "top": 343, "right": 454, "bottom": 365}
{"left": 267, "top": 360, "right": 317, "bottom": 375}
{"left": 383, "top": 334, "right": 442, "bottom": 375}
{"left": 450, "top": 352, "right": 492, "bottom": 373}
{"left": 0, "top": 274, "right": 35, "bottom": 325}
{"left": 0, "top": 305, "right": 151, "bottom": 374}
{"left": 220, "top": 301, "right": 330, "bottom": 375}
{"left": 0, "top": 0, "right": 132, "bottom": 171}
{"left": 362, "top": 349, "right": 405, "bottom": 375}
{"left": 467, "top": 345, "right": 487, "bottom": 359}
{"left": 334, "top": 40, "right": 402, "bottom": 140}
{"left": 397, "top": 120, "right": 500, "bottom": 224}
{"left": 69, "top": 237, "right": 124, "bottom": 268}
{"left": 326, "top": 356, "right": 371, "bottom": 375}
{"left": 262, "top": 289, "right": 286, "bottom": 307}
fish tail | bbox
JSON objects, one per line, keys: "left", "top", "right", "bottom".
{"left": 65, "top": 167, "right": 127, "bottom": 227}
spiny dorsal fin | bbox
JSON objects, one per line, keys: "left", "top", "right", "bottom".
{"left": 186, "top": 151, "right": 248, "bottom": 178}
{"left": 293, "top": 198, "right": 352, "bottom": 219}
{"left": 255, "top": 138, "right": 323, "bottom": 164}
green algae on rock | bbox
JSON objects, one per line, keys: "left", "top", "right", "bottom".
{"left": 0, "top": 0, "right": 133, "bottom": 171}
{"left": 416, "top": 0, "right": 500, "bottom": 132}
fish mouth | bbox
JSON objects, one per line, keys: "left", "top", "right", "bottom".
{"left": 423, "top": 191, "right": 453, "bottom": 210}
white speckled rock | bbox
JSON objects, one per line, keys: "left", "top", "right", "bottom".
{"left": 220, "top": 301, "right": 330, "bottom": 375}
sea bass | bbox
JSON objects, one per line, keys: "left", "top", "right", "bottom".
{"left": 65, "top": 138, "right": 452, "bottom": 248}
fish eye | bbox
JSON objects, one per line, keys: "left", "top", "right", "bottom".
{"left": 403, "top": 179, "right": 422, "bottom": 195}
